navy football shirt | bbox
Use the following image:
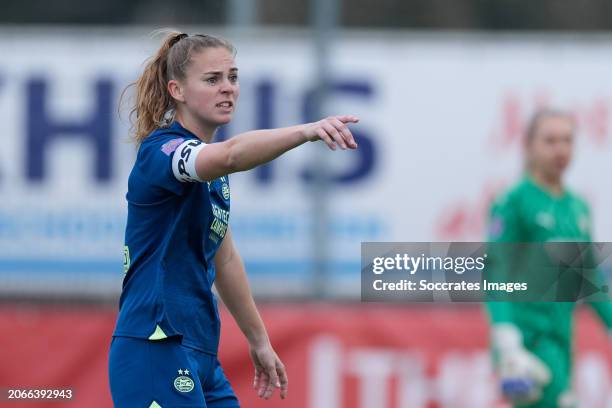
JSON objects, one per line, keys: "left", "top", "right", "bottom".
{"left": 113, "top": 121, "right": 231, "bottom": 355}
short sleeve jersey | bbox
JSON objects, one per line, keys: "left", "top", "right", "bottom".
{"left": 113, "top": 121, "right": 231, "bottom": 355}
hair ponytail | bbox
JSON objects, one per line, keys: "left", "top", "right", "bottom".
{"left": 122, "top": 31, "right": 184, "bottom": 144}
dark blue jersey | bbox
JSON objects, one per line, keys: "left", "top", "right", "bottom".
{"left": 113, "top": 121, "right": 230, "bottom": 355}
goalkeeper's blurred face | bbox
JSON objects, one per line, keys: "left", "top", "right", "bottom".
{"left": 526, "top": 114, "right": 575, "bottom": 181}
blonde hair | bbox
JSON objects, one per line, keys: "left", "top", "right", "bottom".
{"left": 123, "top": 30, "right": 236, "bottom": 144}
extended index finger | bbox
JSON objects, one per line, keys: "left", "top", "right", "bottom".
{"left": 334, "top": 115, "right": 360, "bottom": 124}
{"left": 330, "top": 117, "right": 358, "bottom": 149}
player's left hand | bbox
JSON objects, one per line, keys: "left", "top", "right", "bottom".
{"left": 492, "top": 324, "right": 551, "bottom": 405}
{"left": 249, "top": 342, "right": 288, "bottom": 400}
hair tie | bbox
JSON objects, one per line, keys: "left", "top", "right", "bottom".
{"left": 170, "top": 33, "right": 188, "bottom": 47}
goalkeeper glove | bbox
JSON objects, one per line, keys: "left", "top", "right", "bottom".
{"left": 491, "top": 323, "right": 551, "bottom": 406}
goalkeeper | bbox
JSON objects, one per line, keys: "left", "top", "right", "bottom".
{"left": 486, "top": 109, "right": 612, "bottom": 407}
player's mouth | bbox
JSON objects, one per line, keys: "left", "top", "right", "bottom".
{"left": 216, "top": 101, "right": 234, "bottom": 111}
{"left": 555, "top": 157, "right": 569, "bottom": 168}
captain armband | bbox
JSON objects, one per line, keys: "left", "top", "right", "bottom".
{"left": 171, "top": 139, "right": 206, "bottom": 182}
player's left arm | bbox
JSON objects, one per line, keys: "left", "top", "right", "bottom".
{"left": 579, "top": 205, "right": 612, "bottom": 334}
{"left": 214, "top": 227, "right": 288, "bottom": 400}
{"left": 584, "top": 248, "right": 612, "bottom": 333}
{"left": 583, "top": 202, "right": 612, "bottom": 334}
{"left": 584, "top": 265, "right": 612, "bottom": 343}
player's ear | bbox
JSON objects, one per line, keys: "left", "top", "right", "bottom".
{"left": 168, "top": 79, "right": 185, "bottom": 103}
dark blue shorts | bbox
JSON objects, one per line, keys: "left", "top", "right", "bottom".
{"left": 109, "top": 336, "right": 239, "bottom": 408}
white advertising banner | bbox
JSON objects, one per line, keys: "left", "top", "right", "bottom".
{"left": 0, "top": 29, "right": 610, "bottom": 297}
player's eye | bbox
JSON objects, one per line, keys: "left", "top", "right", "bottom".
{"left": 229, "top": 75, "right": 238, "bottom": 83}
{"left": 206, "top": 77, "right": 217, "bottom": 85}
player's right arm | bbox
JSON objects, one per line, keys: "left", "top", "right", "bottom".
{"left": 486, "top": 194, "right": 521, "bottom": 323}
{"left": 174, "top": 115, "right": 359, "bottom": 182}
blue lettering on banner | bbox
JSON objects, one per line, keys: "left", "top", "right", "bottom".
{"left": 301, "top": 80, "right": 376, "bottom": 184}
{"left": 26, "top": 78, "right": 114, "bottom": 182}
{"left": 254, "top": 79, "right": 275, "bottom": 183}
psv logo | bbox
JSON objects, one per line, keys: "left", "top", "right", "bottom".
{"left": 173, "top": 369, "right": 194, "bottom": 393}
{"left": 222, "top": 183, "right": 230, "bottom": 200}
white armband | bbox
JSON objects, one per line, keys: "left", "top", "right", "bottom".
{"left": 172, "top": 139, "right": 206, "bottom": 182}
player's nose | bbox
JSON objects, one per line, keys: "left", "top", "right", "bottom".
{"left": 219, "top": 79, "right": 236, "bottom": 95}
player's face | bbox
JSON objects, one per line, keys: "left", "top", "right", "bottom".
{"left": 527, "top": 116, "right": 574, "bottom": 180}
{"left": 180, "top": 47, "right": 239, "bottom": 128}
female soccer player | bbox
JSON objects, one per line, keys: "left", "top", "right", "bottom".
{"left": 108, "top": 31, "right": 359, "bottom": 408}
{"left": 486, "top": 109, "right": 612, "bottom": 408}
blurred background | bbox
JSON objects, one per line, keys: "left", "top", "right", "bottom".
{"left": 0, "top": 0, "right": 611, "bottom": 407}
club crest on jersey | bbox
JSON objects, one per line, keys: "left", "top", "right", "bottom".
{"left": 222, "top": 182, "right": 230, "bottom": 200}
{"left": 208, "top": 176, "right": 230, "bottom": 200}
{"left": 174, "top": 369, "right": 194, "bottom": 393}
